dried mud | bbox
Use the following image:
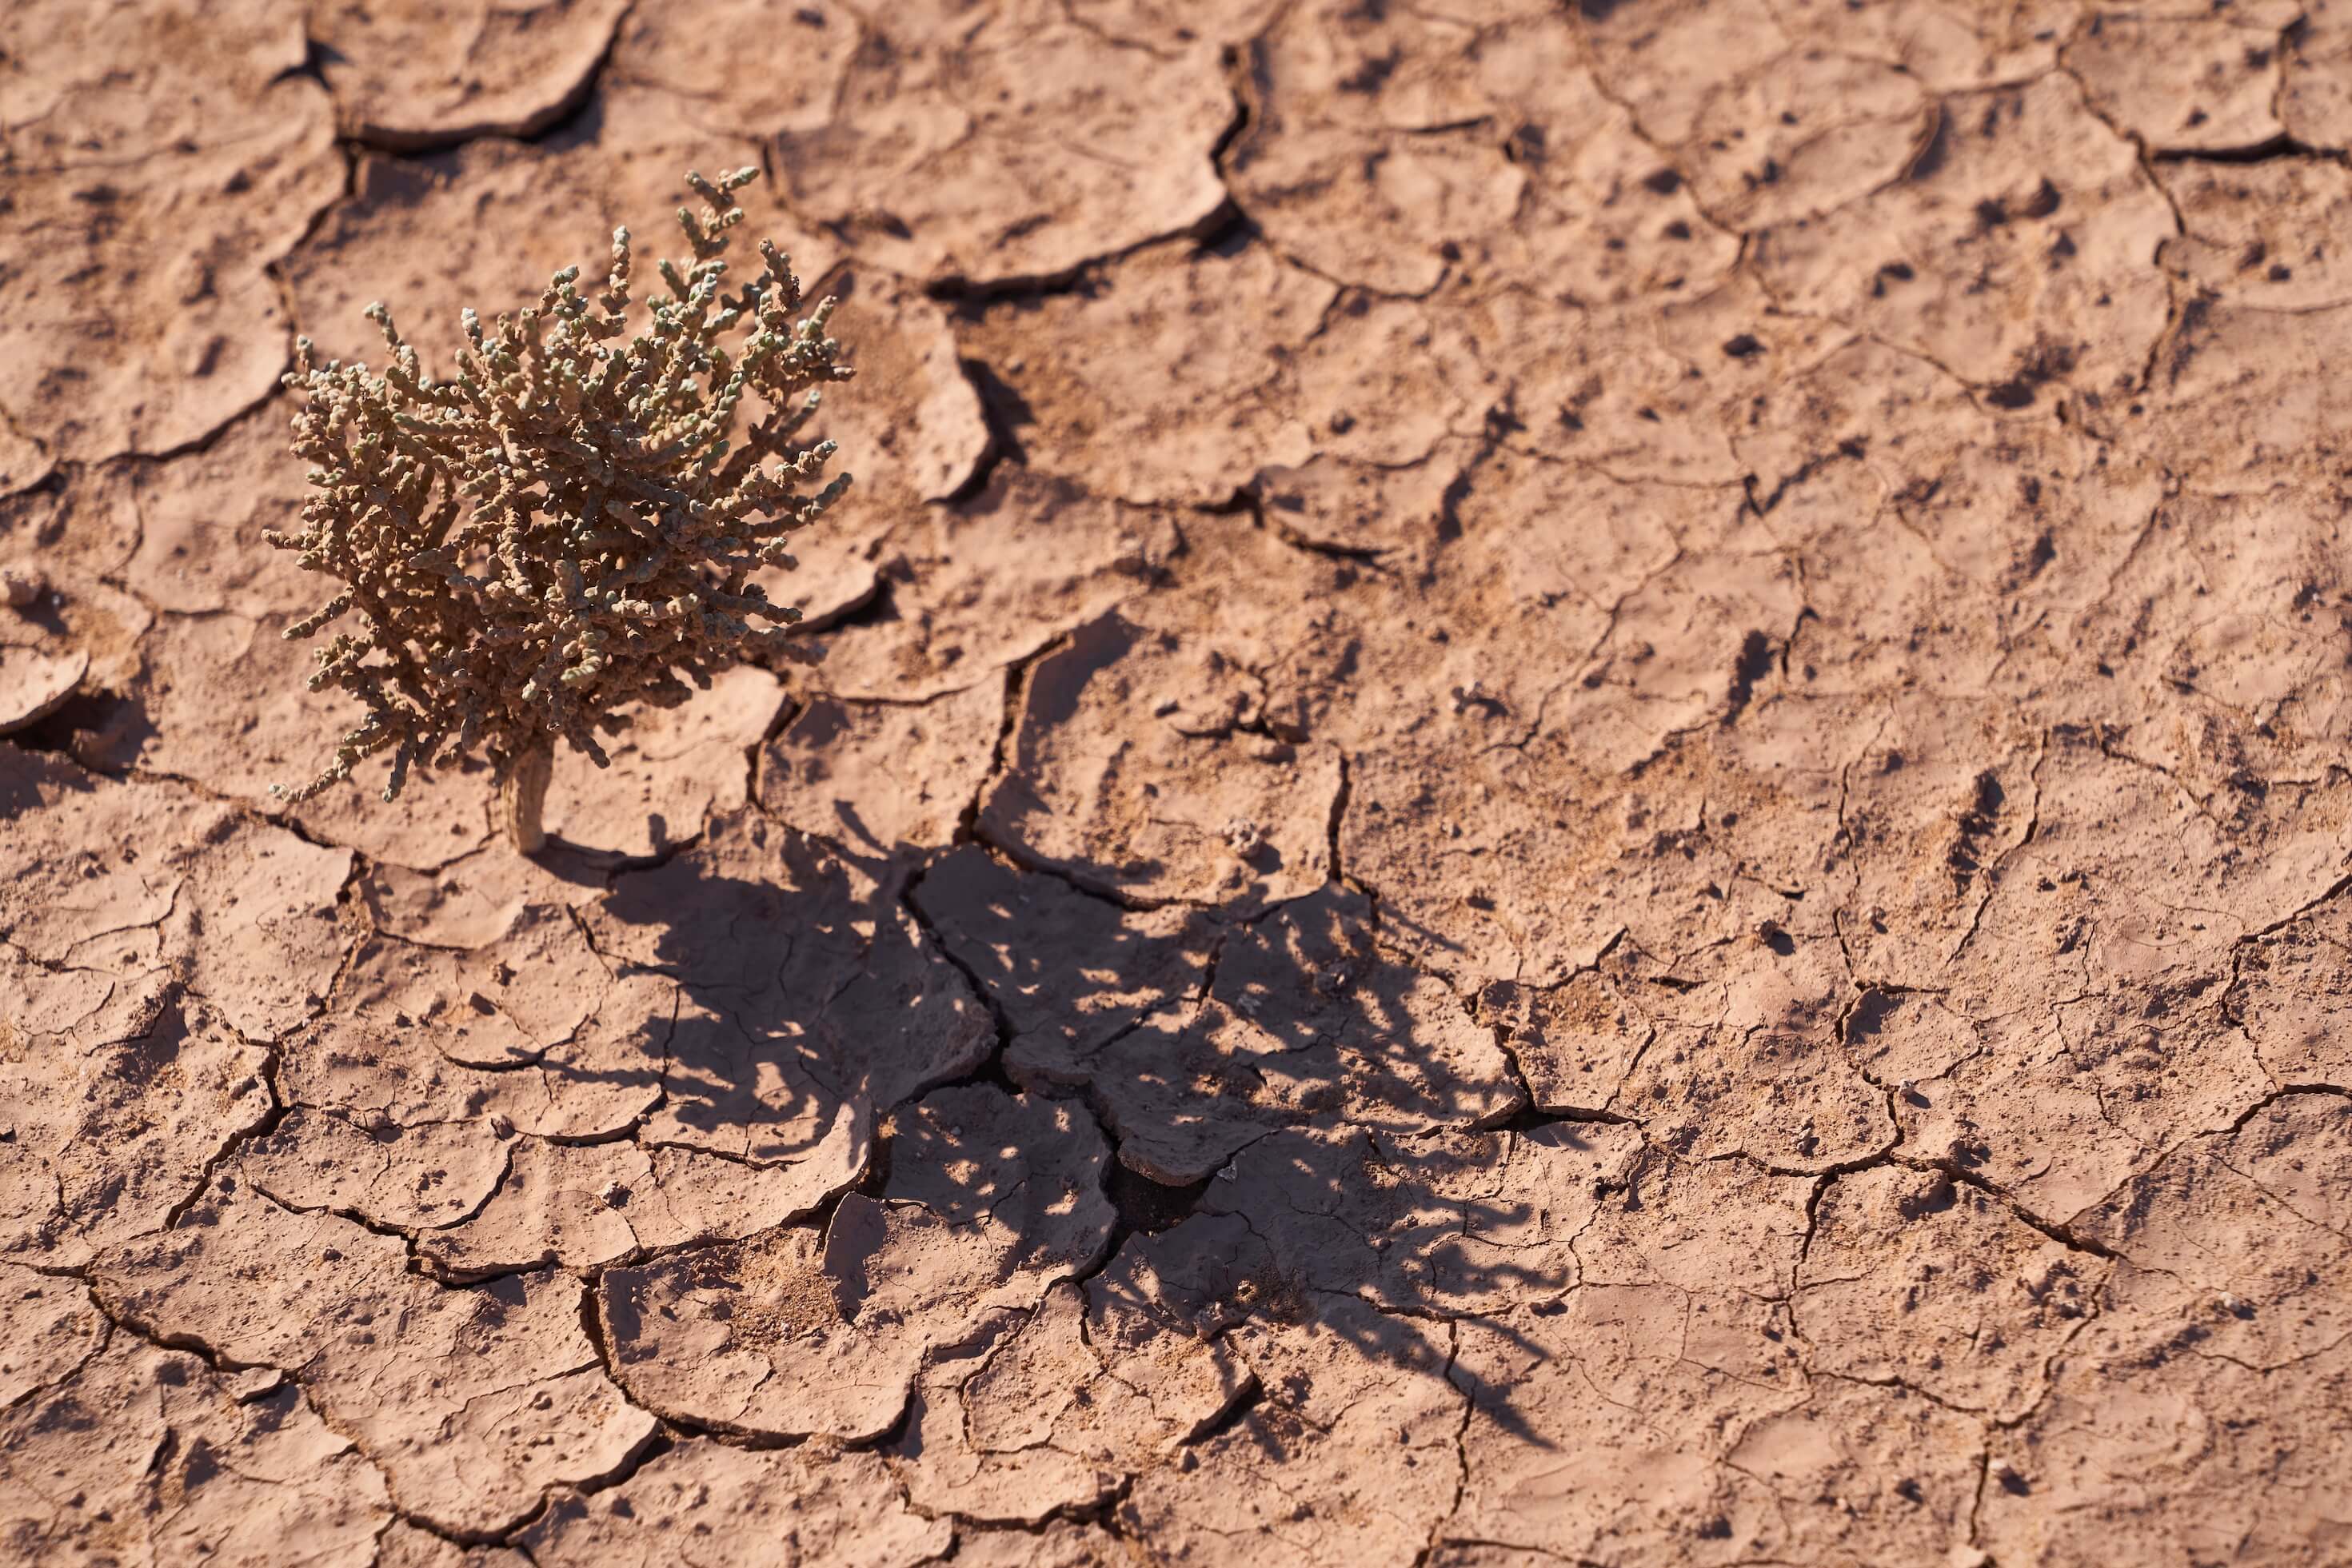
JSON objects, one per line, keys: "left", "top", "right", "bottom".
{"left": 3, "top": 1, "right": 2350, "bottom": 1564}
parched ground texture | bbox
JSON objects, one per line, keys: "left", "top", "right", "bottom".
{"left": 3, "top": 0, "right": 2352, "bottom": 1562}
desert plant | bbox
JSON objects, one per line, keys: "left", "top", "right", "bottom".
{"left": 268, "top": 166, "right": 853, "bottom": 852}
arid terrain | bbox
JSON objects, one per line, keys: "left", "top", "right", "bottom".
{"left": 4, "top": 0, "right": 2351, "bottom": 1562}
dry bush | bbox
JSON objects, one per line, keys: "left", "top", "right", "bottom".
{"left": 270, "top": 167, "right": 853, "bottom": 848}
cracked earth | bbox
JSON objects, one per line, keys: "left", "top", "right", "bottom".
{"left": 3, "top": 0, "right": 2351, "bottom": 1563}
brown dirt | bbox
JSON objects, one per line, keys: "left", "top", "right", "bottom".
{"left": 4, "top": 1, "right": 2350, "bottom": 1564}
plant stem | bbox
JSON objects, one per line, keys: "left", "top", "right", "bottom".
{"left": 503, "top": 742, "right": 553, "bottom": 854}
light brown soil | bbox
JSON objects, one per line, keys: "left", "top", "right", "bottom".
{"left": 4, "top": 2, "right": 2350, "bottom": 1563}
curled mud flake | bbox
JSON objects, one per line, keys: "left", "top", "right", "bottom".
{"left": 0, "top": 431, "right": 43, "bottom": 503}
{"left": 759, "top": 672, "right": 1004, "bottom": 852}
{"left": 2066, "top": 14, "right": 2286, "bottom": 154}
{"left": 0, "top": 1341, "right": 393, "bottom": 1563}
{"left": 978, "top": 612, "right": 1343, "bottom": 910}
{"left": 0, "top": 645, "right": 86, "bottom": 736}
{"left": 521, "top": 1438, "right": 947, "bottom": 1566}
{"left": 760, "top": 0, "right": 1231, "bottom": 286}
{"left": 600, "top": 1085, "right": 1113, "bottom": 1441}
{"left": 1798, "top": 1164, "right": 2112, "bottom": 1421}
{"left": 0, "top": 2, "right": 341, "bottom": 464}
{"left": 95, "top": 1182, "right": 656, "bottom": 1538}
{"left": 309, "top": 0, "right": 632, "bottom": 149}
{"left": 0, "top": 469, "right": 150, "bottom": 756}
{"left": 0, "top": 564, "right": 43, "bottom": 609}
{"left": 733, "top": 269, "right": 990, "bottom": 643}
{"left": 789, "top": 268, "right": 991, "bottom": 508}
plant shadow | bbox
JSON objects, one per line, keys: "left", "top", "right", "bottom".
{"left": 581, "top": 807, "right": 1567, "bottom": 1441}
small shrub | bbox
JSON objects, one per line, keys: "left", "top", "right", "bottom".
{"left": 270, "top": 166, "right": 853, "bottom": 850}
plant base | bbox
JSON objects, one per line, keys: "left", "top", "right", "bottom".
{"left": 502, "top": 744, "right": 553, "bottom": 855}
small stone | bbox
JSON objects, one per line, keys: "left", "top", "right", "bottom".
{"left": 2, "top": 566, "right": 43, "bottom": 608}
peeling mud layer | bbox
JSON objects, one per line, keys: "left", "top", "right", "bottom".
{"left": 4, "top": 2, "right": 2352, "bottom": 1564}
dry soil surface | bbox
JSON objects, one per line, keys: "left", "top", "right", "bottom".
{"left": 4, "top": 1, "right": 2352, "bottom": 1564}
